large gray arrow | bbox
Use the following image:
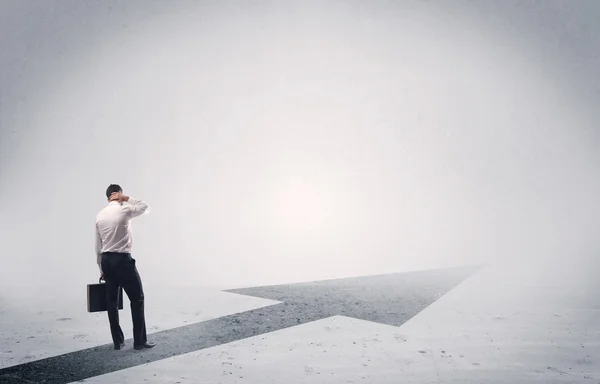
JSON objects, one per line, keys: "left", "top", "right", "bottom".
{"left": 0, "top": 265, "right": 481, "bottom": 384}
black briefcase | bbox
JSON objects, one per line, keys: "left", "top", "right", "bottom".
{"left": 87, "top": 278, "right": 124, "bottom": 312}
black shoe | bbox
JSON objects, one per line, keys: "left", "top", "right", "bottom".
{"left": 114, "top": 342, "right": 125, "bottom": 350}
{"left": 133, "top": 342, "right": 156, "bottom": 350}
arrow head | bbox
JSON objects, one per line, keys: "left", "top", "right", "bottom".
{"left": 225, "top": 265, "right": 483, "bottom": 327}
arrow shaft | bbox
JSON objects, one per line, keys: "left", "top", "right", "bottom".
{"left": 0, "top": 303, "right": 328, "bottom": 384}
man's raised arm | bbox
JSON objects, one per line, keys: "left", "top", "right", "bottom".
{"left": 122, "top": 196, "right": 151, "bottom": 218}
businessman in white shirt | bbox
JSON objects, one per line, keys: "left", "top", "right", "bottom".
{"left": 95, "top": 184, "right": 156, "bottom": 350}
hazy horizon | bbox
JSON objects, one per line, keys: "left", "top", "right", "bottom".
{"left": 1, "top": 0, "right": 599, "bottom": 290}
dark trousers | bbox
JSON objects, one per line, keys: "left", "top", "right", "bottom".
{"left": 100, "top": 252, "right": 147, "bottom": 346}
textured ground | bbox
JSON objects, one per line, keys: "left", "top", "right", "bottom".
{"left": 0, "top": 264, "right": 598, "bottom": 383}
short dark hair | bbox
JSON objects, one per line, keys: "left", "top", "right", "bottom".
{"left": 106, "top": 184, "right": 122, "bottom": 199}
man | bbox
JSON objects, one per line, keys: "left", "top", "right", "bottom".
{"left": 95, "top": 184, "right": 156, "bottom": 351}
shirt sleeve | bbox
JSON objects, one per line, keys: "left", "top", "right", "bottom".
{"left": 126, "top": 197, "right": 151, "bottom": 218}
{"left": 95, "top": 223, "right": 103, "bottom": 272}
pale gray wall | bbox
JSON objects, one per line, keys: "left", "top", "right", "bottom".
{"left": 1, "top": 0, "right": 599, "bottom": 289}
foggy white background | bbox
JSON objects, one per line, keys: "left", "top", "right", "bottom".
{"left": 1, "top": 0, "right": 599, "bottom": 290}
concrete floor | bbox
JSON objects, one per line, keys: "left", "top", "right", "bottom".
{"left": 0, "top": 264, "right": 598, "bottom": 383}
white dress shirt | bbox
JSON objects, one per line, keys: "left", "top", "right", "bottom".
{"left": 95, "top": 197, "right": 151, "bottom": 272}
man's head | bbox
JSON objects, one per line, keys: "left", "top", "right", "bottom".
{"left": 106, "top": 184, "right": 123, "bottom": 201}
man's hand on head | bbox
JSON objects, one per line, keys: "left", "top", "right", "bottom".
{"left": 109, "top": 192, "right": 130, "bottom": 205}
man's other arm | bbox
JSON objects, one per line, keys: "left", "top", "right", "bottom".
{"left": 122, "top": 196, "right": 151, "bottom": 218}
{"left": 95, "top": 224, "right": 103, "bottom": 273}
